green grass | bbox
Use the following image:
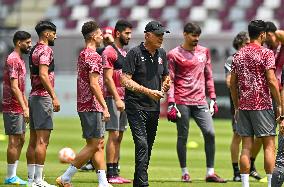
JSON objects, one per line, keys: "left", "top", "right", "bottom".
{"left": 0, "top": 116, "right": 269, "bottom": 187}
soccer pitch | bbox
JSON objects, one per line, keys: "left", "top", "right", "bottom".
{"left": 0, "top": 116, "right": 269, "bottom": 187}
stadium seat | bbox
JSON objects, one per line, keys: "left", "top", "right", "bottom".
{"left": 70, "top": 5, "right": 89, "bottom": 20}
{"left": 92, "top": 0, "right": 111, "bottom": 7}
{"left": 228, "top": 7, "right": 245, "bottom": 21}
{"left": 189, "top": 6, "right": 207, "bottom": 22}
{"left": 60, "top": 6, "right": 72, "bottom": 18}
{"left": 226, "top": 0, "right": 237, "bottom": 7}
{"left": 162, "top": 6, "right": 178, "bottom": 20}
{"left": 54, "top": 0, "right": 66, "bottom": 5}
{"left": 137, "top": 0, "right": 148, "bottom": 5}
{"left": 255, "top": 6, "right": 273, "bottom": 20}
{"left": 149, "top": 8, "right": 163, "bottom": 19}
{"left": 65, "top": 19, "right": 77, "bottom": 29}
{"left": 165, "top": 0, "right": 176, "bottom": 6}
{"left": 232, "top": 20, "right": 247, "bottom": 32}
{"left": 45, "top": 6, "right": 60, "bottom": 19}
{"left": 81, "top": 0, "right": 93, "bottom": 5}
{"left": 175, "top": 0, "right": 191, "bottom": 8}
{"left": 192, "top": 0, "right": 203, "bottom": 6}
{"left": 203, "top": 19, "right": 222, "bottom": 33}
{"left": 263, "top": 0, "right": 280, "bottom": 8}
{"left": 236, "top": 0, "right": 252, "bottom": 8}
{"left": 119, "top": 8, "right": 131, "bottom": 18}
{"left": 66, "top": 0, "right": 81, "bottom": 6}
{"left": 221, "top": 19, "right": 233, "bottom": 31}
{"left": 121, "top": 0, "right": 137, "bottom": 7}
{"left": 2, "top": 0, "right": 17, "bottom": 5}
{"left": 0, "top": 5, "right": 9, "bottom": 19}
{"left": 245, "top": 7, "right": 256, "bottom": 20}
{"left": 148, "top": 0, "right": 166, "bottom": 8}
{"left": 275, "top": 7, "right": 284, "bottom": 20}
{"left": 178, "top": 8, "right": 190, "bottom": 22}
{"left": 203, "top": 0, "right": 222, "bottom": 9}
{"left": 100, "top": 7, "right": 119, "bottom": 20}
{"left": 51, "top": 18, "right": 65, "bottom": 30}
{"left": 166, "top": 19, "right": 183, "bottom": 32}
{"left": 111, "top": 0, "right": 121, "bottom": 5}
{"left": 130, "top": 6, "right": 148, "bottom": 20}
{"left": 89, "top": 7, "right": 101, "bottom": 18}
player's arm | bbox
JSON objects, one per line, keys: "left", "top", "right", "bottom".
{"left": 166, "top": 54, "right": 176, "bottom": 103}
{"left": 266, "top": 69, "right": 282, "bottom": 116}
{"left": 10, "top": 78, "right": 29, "bottom": 123}
{"left": 39, "top": 64, "right": 60, "bottom": 112}
{"left": 104, "top": 68, "right": 124, "bottom": 111}
{"left": 89, "top": 72, "right": 110, "bottom": 121}
{"left": 230, "top": 72, "right": 239, "bottom": 109}
{"left": 204, "top": 51, "right": 216, "bottom": 99}
{"left": 121, "top": 73, "right": 163, "bottom": 101}
{"left": 162, "top": 75, "right": 170, "bottom": 93}
{"left": 275, "top": 30, "right": 284, "bottom": 44}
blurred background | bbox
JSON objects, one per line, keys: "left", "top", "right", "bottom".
{"left": 0, "top": 0, "right": 282, "bottom": 118}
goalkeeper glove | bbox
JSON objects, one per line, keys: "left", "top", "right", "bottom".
{"left": 167, "top": 102, "right": 181, "bottom": 122}
{"left": 209, "top": 99, "right": 218, "bottom": 116}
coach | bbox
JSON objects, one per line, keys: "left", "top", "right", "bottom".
{"left": 121, "top": 20, "right": 170, "bottom": 187}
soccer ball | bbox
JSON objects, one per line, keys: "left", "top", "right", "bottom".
{"left": 58, "top": 147, "right": 76, "bottom": 163}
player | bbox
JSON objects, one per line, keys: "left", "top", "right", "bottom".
{"left": 56, "top": 20, "right": 112, "bottom": 187}
{"left": 225, "top": 31, "right": 262, "bottom": 182}
{"left": 231, "top": 20, "right": 282, "bottom": 187}
{"left": 26, "top": 21, "right": 60, "bottom": 187}
{"left": 166, "top": 22, "right": 226, "bottom": 183}
{"left": 2, "top": 31, "right": 31, "bottom": 185}
{"left": 102, "top": 20, "right": 132, "bottom": 184}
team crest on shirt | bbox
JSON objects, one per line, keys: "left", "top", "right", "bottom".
{"left": 158, "top": 57, "right": 163, "bottom": 64}
{"left": 197, "top": 54, "right": 206, "bottom": 62}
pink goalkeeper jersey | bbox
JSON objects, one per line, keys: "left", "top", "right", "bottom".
{"left": 232, "top": 43, "right": 275, "bottom": 110}
{"left": 2, "top": 51, "right": 26, "bottom": 113}
{"left": 102, "top": 45, "right": 126, "bottom": 99}
{"left": 167, "top": 45, "right": 216, "bottom": 105}
{"left": 77, "top": 47, "right": 104, "bottom": 112}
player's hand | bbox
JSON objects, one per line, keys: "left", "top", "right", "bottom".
{"left": 280, "top": 120, "right": 284, "bottom": 135}
{"left": 209, "top": 99, "right": 218, "bottom": 116}
{"left": 276, "top": 106, "right": 282, "bottom": 123}
{"left": 162, "top": 77, "right": 171, "bottom": 93}
{"left": 167, "top": 102, "right": 181, "bottom": 122}
{"left": 102, "top": 108, "right": 110, "bottom": 122}
{"left": 23, "top": 107, "right": 30, "bottom": 124}
{"left": 115, "top": 99, "right": 125, "bottom": 112}
{"left": 234, "top": 109, "right": 239, "bottom": 124}
{"left": 147, "top": 90, "right": 164, "bottom": 101}
{"left": 52, "top": 97, "right": 60, "bottom": 112}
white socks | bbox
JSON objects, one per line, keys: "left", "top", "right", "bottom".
{"left": 97, "top": 170, "right": 108, "bottom": 186}
{"left": 27, "top": 164, "right": 36, "bottom": 181}
{"left": 181, "top": 167, "right": 188, "bottom": 175}
{"left": 61, "top": 165, "right": 78, "bottom": 183}
{"left": 267, "top": 174, "right": 272, "bottom": 187}
{"left": 206, "top": 167, "right": 214, "bottom": 176}
{"left": 7, "top": 160, "right": 18, "bottom": 178}
{"left": 241, "top": 174, "right": 249, "bottom": 187}
{"left": 34, "top": 164, "right": 44, "bottom": 182}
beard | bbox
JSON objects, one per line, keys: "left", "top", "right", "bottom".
{"left": 48, "top": 40, "right": 55, "bottom": 46}
{"left": 119, "top": 37, "right": 129, "bottom": 46}
{"left": 20, "top": 47, "right": 30, "bottom": 54}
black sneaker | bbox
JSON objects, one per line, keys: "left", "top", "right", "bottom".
{"left": 249, "top": 170, "right": 262, "bottom": 180}
{"left": 79, "top": 160, "right": 95, "bottom": 172}
{"left": 233, "top": 174, "right": 241, "bottom": 182}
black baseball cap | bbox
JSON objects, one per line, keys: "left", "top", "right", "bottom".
{"left": 144, "top": 21, "right": 170, "bottom": 34}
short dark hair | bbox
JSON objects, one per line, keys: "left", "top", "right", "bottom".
{"left": 266, "top": 21, "right": 277, "bottom": 33}
{"left": 184, "top": 22, "right": 201, "bottom": 35}
{"left": 233, "top": 31, "right": 249, "bottom": 50}
{"left": 35, "top": 21, "right": 56, "bottom": 36}
{"left": 115, "top": 20, "right": 132, "bottom": 33}
{"left": 13, "top": 31, "right": 31, "bottom": 45}
{"left": 248, "top": 20, "right": 266, "bottom": 40}
{"left": 81, "top": 20, "right": 100, "bottom": 40}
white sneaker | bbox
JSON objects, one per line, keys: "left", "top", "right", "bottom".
{"left": 33, "top": 180, "right": 57, "bottom": 187}
{"left": 98, "top": 183, "right": 113, "bottom": 187}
